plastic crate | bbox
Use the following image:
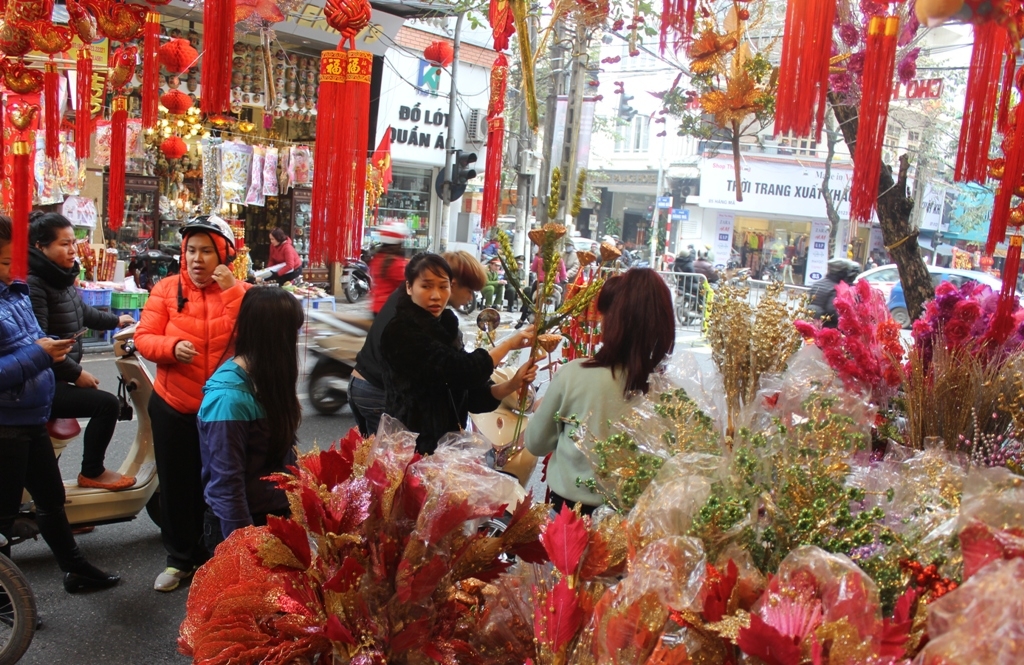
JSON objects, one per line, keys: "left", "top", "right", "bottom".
{"left": 77, "top": 287, "right": 112, "bottom": 307}
{"left": 110, "top": 291, "right": 148, "bottom": 310}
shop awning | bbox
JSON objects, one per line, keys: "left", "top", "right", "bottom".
{"left": 370, "top": 0, "right": 459, "bottom": 18}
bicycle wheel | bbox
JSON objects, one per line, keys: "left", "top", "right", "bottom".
{"left": 0, "top": 552, "right": 36, "bottom": 665}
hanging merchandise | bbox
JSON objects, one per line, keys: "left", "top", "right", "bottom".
{"left": 202, "top": 0, "right": 236, "bottom": 115}
{"left": 43, "top": 60, "right": 60, "bottom": 160}
{"left": 75, "top": 48, "right": 92, "bottom": 160}
{"left": 93, "top": 118, "right": 141, "bottom": 166}
{"left": 488, "top": 0, "right": 515, "bottom": 52}
{"left": 849, "top": 15, "right": 899, "bottom": 225}
{"left": 955, "top": 21, "right": 1009, "bottom": 184}
{"left": 423, "top": 40, "right": 454, "bottom": 69}
{"left": 85, "top": 0, "right": 147, "bottom": 42}
{"left": 245, "top": 146, "right": 265, "bottom": 207}
{"left": 62, "top": 195, "right": 98, "bottom": 228}
{"left": 8, "top": 100, "right": 37, "bottom": 280}
{"left": 159, "top": 38, "right": 199, "bottom": 74}
{"left": 201, "top": 137, "right": 223, "bottom": 214}
{"left": 142, "top": 11, "right": 161, "bottom": 129}
{"left": 66, "top": 0, "right": 98, "bottom": 44}
{"left": 289, "top": 144, "right": 311, "bottom": 187}
{"left": 160, "top": 135, "right": 187, "bottom": 160}
{"left": 481, "top": 54, "right": 508, "bottom": 230}
{"left": 160, "top": 89, "right": 192, "bottom": 115}
{"left": 107, "top": 96, "right": 128, "bottom": 231}
{"left": 220, "top": 142, "right": 254, "bottom": 206}
{"left": 262, "top": 146, "right": 279, "bottom": 197}
{"left": 774, "top": 0, "right": 835, "bottom": 140}
{"left": 510, "top": 0, "right": 536, "bottom": 130}
{"left": 660, "top": 0, "right": 698, "bottom": 53}
{"left": 277, "top": 144, "right": 290, "bottom": 194}
{"left": 0, "top": 59, "right": 43, "bottom": 94}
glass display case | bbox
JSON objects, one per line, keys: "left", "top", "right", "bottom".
{"left": 286, "top": 186, "right": 329, "bottom": 284}
{"left": 370, "top": 166, "right": 432, "bottom": 250}
{"left": 102, "top": 174, "right": 160, "bottom": 251}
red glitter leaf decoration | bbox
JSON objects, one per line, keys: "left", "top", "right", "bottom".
{"left": 579, "top": 525, "right": 611, "bottom": 580}
{"left": 395, "top": 555, "right": 446, "bottom": 603}
{"left": 960, "top": 519, "right": 1024, "bottom": 579}
{"left": 736, "top": 612, "right": 802, "bottom": 665}
{"left": 541, "top": 504, "right": 589, "bottom": 577}
{"left": 266, "top": 515, "right": 312, "bottom": 569}
{"left": 534, "top": 579, "right": 582, "bottom": 652}
{"left": 325, "top": 614, "right": 357, "bottom": 645}
{"left": 702, "top": 559, "right": 739, "bottom": 623}
{"left": 391, "top": 617, "right": 432, "bottom": 653}
{"left": 426, "top": 498, "right": 477, "bottom": 545}
{"left": 300, "top": 486, "right": 329, "bottom": 536}
{"left": 880, "top": 588, "right": 917, "bottom": 658}
{"left": 324, "top": 556, "right": 365, "bottom": 593}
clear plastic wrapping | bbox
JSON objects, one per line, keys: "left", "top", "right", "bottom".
{"left": 955, "top": 466, "right": 1024, "bottom": 579}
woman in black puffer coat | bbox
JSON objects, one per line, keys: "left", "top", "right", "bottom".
{"left": 27, "top": 213, "right": 136, "bottom": 490}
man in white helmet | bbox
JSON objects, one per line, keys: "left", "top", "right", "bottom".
{"left": 369, "top": 222, "right": 409, "bottom": 317}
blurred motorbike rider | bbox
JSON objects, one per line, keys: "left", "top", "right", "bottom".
{"left": 369, "top": 222, "right": 409, "bottom": 317}
{"left": 135, "top": 215, "right": 251, "bottom": 592}
{"left": 807, "top": 258, "right": 861, "bottom": 328}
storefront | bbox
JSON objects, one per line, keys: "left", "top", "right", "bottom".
{"left": 698, "top": 157, "right": 856, "bottom": 283}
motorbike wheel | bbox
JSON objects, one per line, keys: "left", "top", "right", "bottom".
{"left": 145, "top": 491, "right": 162, "bottom": 528}
{"left": 344, "top": 279, "right": 362, "bottom": 304}
{"left": 308, "top": 361, "right": 353, "bottom": 415}
{"left": 0, "top": 552, "right": 36, "bottom": 665}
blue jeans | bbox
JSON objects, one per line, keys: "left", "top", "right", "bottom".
{"left": 349, "top": 376, "right": 386, "bottom": 438}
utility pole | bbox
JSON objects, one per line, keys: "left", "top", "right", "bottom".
{"left": 650, "top": 129, "right": 667, "bottom": 269}
{"left": 437, "top": 11, "right": 464, "bottom": 253}
{"left": 537, "top": 21, "right": 565, "bottom": 225}
{"left": 556, "top": 22, "right": 590, "bottom": 228}
{"left": 514, "top": 13, "right": 537, "bottom": 273}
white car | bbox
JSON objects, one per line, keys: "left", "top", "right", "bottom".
{"left": 854, "top": 264, "right": 901, "bottom": 301}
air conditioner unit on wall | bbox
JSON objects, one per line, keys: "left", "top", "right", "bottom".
{"left": 467, "top": 108, "right": 486, "bottom": 143}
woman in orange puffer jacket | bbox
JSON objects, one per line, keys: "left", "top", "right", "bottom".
{"left": 135, "top": 216, "right": 251, "bottom": 592}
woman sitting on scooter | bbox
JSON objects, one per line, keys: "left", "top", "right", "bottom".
{"left": 267, "top": 228, "right": 303, "bottom": 286}
{"left": 135, "top": 216, "right": 251, "bottom": 592}
{"left": 0, "top": 215, "right": 120, "bottom": 594}
{"left": 27, "top": 212, "right": 136, "bottom": 491}
{"left": 525, "top": 269, "right": 674, "bottom": 515}
{"left": 198, "top": 287, "right": 301, "bottom": 551}
{"left": 380, "top": 253, "right": 536, "bottom": 455}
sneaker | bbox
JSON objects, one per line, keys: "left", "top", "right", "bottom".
{"left": 153, "top": 567, "right": 193, "bottom": 592}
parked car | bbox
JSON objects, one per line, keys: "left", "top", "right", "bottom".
{"left": 887, "top": 266, "right": 1002, "bottom": 328}
{"left": 854, "top": 264, "right": 901, "bottom": 301}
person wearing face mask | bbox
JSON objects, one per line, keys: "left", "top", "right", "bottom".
{"left": 379, "top": 253, "right": 536, "bottom": 455}
{"left": 134, "top": 215, "right": 251, "bottom": 592}
{"left": 26, "top": 212, "right": 136, "bottom": 491}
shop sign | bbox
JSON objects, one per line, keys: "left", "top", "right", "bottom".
{"left": 699, "top": 158, "right": 853, "bottom": 219}
{"left": 657, "top": 195, "right": 673, "bottom": 209}
{"left": 805, "top": 219, "right": 830, "bottom": 282}
{"left": 892, "top": 78, "right": 943, "bottom": 101}
{"left": 417, "top": 60, "right": 441, "bottom": 95}
{"left": 712, "top": 212, "right": 734, "bottom": 270}
{"left": 919, "top": 182, "right": 947, "bottom": 231}
{"left": 392, "top": 103, "right": 448, "bottom": 151}
{"left": 670, "top": 208, "right": 689, "bottom": 221}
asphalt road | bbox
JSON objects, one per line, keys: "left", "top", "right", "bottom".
{"left": 11, "top": 342, "right": 357, "bottom": 665}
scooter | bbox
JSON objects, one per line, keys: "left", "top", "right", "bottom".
{"left": 341, "top": 250, "right": 372, "bottom": 304}
{"left": 11, "top": 325, "right": 160, "bottom": 545}
{"left": 305, "top": 311, "right": 371, "bottom": 415}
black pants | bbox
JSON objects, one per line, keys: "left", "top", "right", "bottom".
{"left": 149, "top": 391, "right": 208, "bottom": 570}
{"left": 51, "top": 381, "right": 120, "bottom": 478}
{"left": 274, "top": 268, "right": 302, "bottom": 285}
{"left": 203, "top": 508, "right": 288, "bottom": 554}
{"left": 0, "top": 425, "right": 82, "bottom": 569}
{"left": 549, "top": 490, "right": 598, "bottom": 517}
{"left": 349, "top": 376, "right": 386, "bottom": 438}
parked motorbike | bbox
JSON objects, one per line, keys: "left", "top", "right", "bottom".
{"left": 0, "top": 534, "right": 36, "bottom": 665}
{"left": 341, "top": 249, "right": 373, "bottom": 304}
{"left": 306, "top": 311, "right": 370, "bottom": 415}
{"left": 128, "top": 241, "right": 179, "bottom": 292}
{"left": 10, "top": 325, "right": 161, "bottom": 547}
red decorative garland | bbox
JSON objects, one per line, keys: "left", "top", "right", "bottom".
{"left": 987, "top": 70, "right": 1024, "bottom": 255}
{"left": 75, "top": 49, "right": 92, "bottom": 160}
{"left": 142, "top": 12, "right": 161, "bottom": 129}
{"left": 955, "top": 21, "right": 1008, "bottom": 184}
{"left": 850, "top": 16, "right": 899, "bottom": 225}
{"left": 481, "top": 54, "right": 508, "bottom": 230}
{"left": 107, "top": 96, "right": 128, "bottom": 232}
{"left": 340, "top": 51, "right": 372, "bottom": 260}
{"left": 201, "top": 0, "right": 235, "bottom": 115}
{"left": 660, "top": 0, "right": 698, "bottom": 53}
{"left": 44, "top": 61, "right": 59, "bottom": 160}
{"left": 774, "top": 0, "right": 836, "bottom": 141}
{"left": 11, "top": 139, "right": 31, "bottom": 280}
{"left": 997, "top": 44, "right": 1016, "bottom": 135}
{"left": 309, "top": 51, "right": 348, "bottom": 265}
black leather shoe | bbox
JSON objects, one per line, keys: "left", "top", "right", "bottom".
{"left": 63, "top": 570, "right": 120, "bottom": 593}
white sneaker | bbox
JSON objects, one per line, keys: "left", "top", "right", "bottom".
{"left": 153, "top": 567, "right": 193, "bottom": 592}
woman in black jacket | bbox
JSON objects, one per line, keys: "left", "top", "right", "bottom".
{"left": 28, "top": 213, "right": 135, "bottom": 490}
{"left": 380, "top": 253, "right": 536, "bottom": 454}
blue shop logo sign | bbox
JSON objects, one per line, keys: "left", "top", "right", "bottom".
{"left": 417, "top": 59, "right": 440, "bottom": 96}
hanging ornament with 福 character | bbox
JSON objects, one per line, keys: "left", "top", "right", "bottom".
{"left": 488, "top": 0, "right": 514, "bottom": 52}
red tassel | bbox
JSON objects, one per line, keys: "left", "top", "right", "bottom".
{"left": 997, "top": 44, "right": 1016, "bottom": 135}
{"left": 310, "top": 51, "right": 348, "bottom": 266}
{"left": 988, "top": 78, "right": 1024, "bottom": 254}
{"left": 142, "top": 12, "right": 161, "bottom": 129}
{"left": 660, "top": 0, "right": 698, "bottom": 54}
{"left": 0, "top": 98, "right": 4, "bottom": 174}
{"left": 340, "top": 51, "right": 372, "bottom": 260}
{"left": 44, "top": 61, "right": 60, "bottom": 160}
{"left": 482, "top": 54, "right": 509, "bottom": 230}
{"left": 955, "top": 22, "right": 1008, "bottom": 184}
{"left": 11, "top": 140, "right": 31, "bottom": 281}
{"left": 201, "top": 0, "right": 236, "bottom": 115}
{"left": 850, "top": 16, "right": 899, "bottom": 225}
{"left": 1003, "top": 234, "right": 1022, "bottom": 297}
{"left": 76, "top": 49, "right": 92, "bottom": 160}
{"left": 774, "top": 0, "right": 836, "bottom": 140}
{"left": 108, "top": 96, "right": 128, "bottom": 232}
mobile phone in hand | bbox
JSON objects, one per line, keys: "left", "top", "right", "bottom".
{"left": 65, "top": 328, "right": 88, "bottom": 341}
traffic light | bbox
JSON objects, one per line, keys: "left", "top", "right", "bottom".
{"left": 617, "top": 92, "right": 637, "bottom": 121}
{"left": 452, "top": 150, "right": 477, "bottom": 186}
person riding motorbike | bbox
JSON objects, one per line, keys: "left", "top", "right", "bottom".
{"left": 807, "top": 258, "right": 861, "bottom": 328}
{"left": 673, "top": 248, "right": 695, "bottom": 274}
{"left": 692, "top": 248, "right": 719, "bottom": 284}
{"left": 368, "top": 222, "right": 409, "bottom": 317}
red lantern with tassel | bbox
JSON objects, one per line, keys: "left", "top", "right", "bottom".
{"left": 423, "top": 40, "right": 454, "bottom": 68}
{"left": 75, "top": 48, "right": 92, "bottom": 160}
{"left": 774, "top": 0, "right": 835, "bottom": 140}
{"left": 160, "top": 135, "right": 187, "bottom": 160}
{"left": 309, "top": 50, "right": 348, "bottom": 265}
{"left": 7, "top": 101, "right": 38, "bottom": 281}
{"left": 481, "top": 54, "right": 508, "bottom": 230}
{"left": 954, "top": 21, "right": 1008, "bottom": 184}
{"left": 159, "top": 38, "right": 199, "bottom": 74}
{"left": 850, "top": 15, "right": 899, "bottom": 225}
{"left": 160, "top": 89, "right": 193, "bottom": 115}
{"left": 43, "top": 60, "right": 59, "bottom": 160}
{"left": 201, "top": 0, "right": 236, "bottom": 115}
{"left": 142, "top": 11, "right": 160, "bottom": 129}
{"left": 107, "top": 96, "right": 128, "bottom": 232}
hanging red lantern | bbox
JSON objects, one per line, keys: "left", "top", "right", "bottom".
{"left": 423, "top": 40, "right": 454, "bottom": 68}
{"left": 160, "top": 136, "right": 188, "bottom": 160}
{"left": 159, "top": 38, "right": 199, "bottom": 74}
{"left": 160, "top": 89, "right": 193, "bottom": 115}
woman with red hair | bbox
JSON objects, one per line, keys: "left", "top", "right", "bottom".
{"left": 525, "top": 269, "right": 675, "bottom": 514}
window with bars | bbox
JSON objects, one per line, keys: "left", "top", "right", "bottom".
{"left": 614, "top": 115, "right": 650, "bottom": 153}
{"left": 777, "top": 131, "right": 818, "bottom": 156}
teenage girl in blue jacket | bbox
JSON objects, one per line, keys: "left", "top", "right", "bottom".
{"left": 0, "top": 215, "right": 119, "bottom": 593}
{"left": 198, "top": 287, "right": 303, "bottom": 550}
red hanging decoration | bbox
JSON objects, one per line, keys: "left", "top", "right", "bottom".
{"left": 988, "top": 69, "right": 1024, "bottom": 255}
{"left": 11, "top": 139, "right": 31, "bottom": 280}
{"left": 201, "top": 0, "right": 236, "bottom": 115}
{"left": 142, "top": 11, "right": 161, "bottom": 129}
{"left": 159, "top": 38, "right": 199, "bottom": 74}
{"left": 850, "top": 16, "right": 899, "bottom": 225}
{"left": 160, "top": 135, "right": 187, "bottom": 160}
{"left": 160, "top": 89, "right": 193, "bottom": 115}
{"left": 423, "top": 40, "right": 454, "bottom": 68}
{"left": 481, "top": 54, "right": 508, "bottom": 230}
{"left": 774, "top": 0, "right": 835, "bottom": 140}
{"left": 997, "top": 44, "right": 1016, "bottom": 135}
{"left": 75, "top": 48, "right": 92, "bottom": 160}
{"left": 107, "top": 96, "right": 128, "bottom": 232}
{"left": 0, "top": 99, "right": 4, "bottom": 174}
{"left": 955, "top": 21, "right": 1009, "bottom": 183}
{"left": 43, "top": 60, "right": 59, "bottom": 160}
{"left": 660, "top": 0, "right": 698, "bottom": 54}
{"left": 309, "top": 50, "right": 348, "bottom": 265}
{"left": 489, "top": 0, "right": 514, "bottom": 52}
{"left": 340, "top": 50, "right": 372, "bottom": 260}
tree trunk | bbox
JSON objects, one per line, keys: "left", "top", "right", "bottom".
{"left": 829, "top": 96, "right": 934, "bottom": 320}
{"left": 820, "top": 109, "right": 843, "bottom": 258}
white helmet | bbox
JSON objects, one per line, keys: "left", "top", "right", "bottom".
{"left": 378, "top": 221, "right": 409, "bottom": 245}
